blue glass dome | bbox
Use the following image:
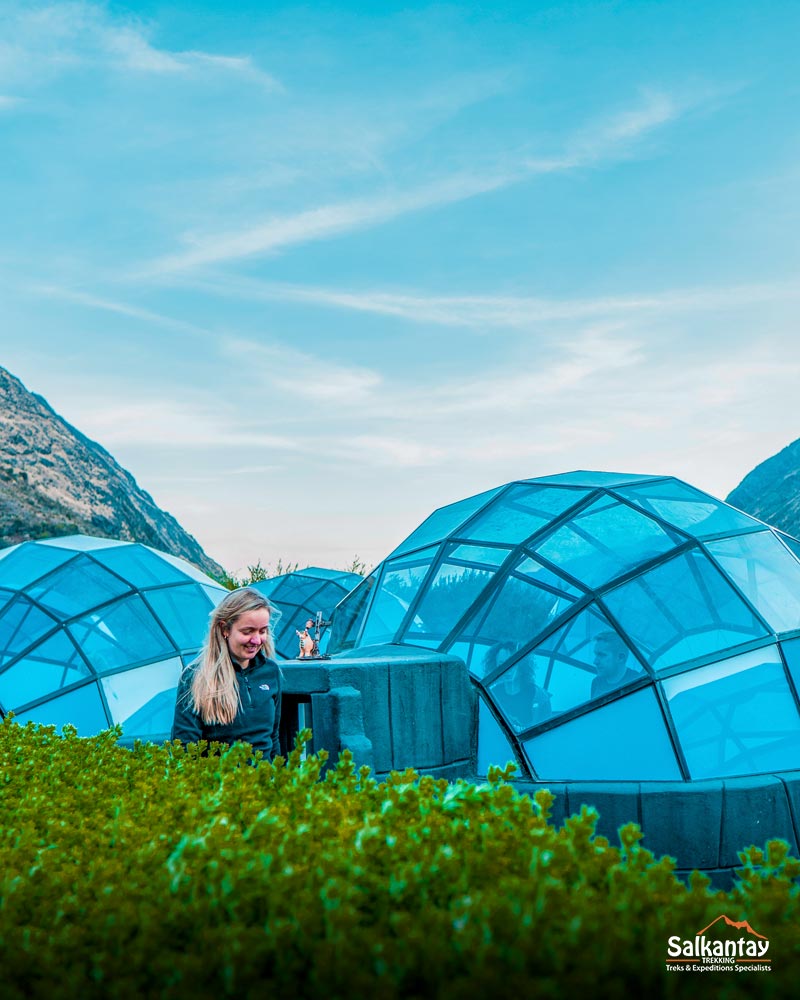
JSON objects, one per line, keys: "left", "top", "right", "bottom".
{"left": 328, "top": 472, "right": 800, "bottom": 782}
{"left": 252, "top": 567, "right": 362, "bottom": 659}
{"left": 0, "top": 535, "right": 226, "bottom": 743}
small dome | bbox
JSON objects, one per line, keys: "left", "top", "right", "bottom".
{"left": 0, "top": 535, "right": 226, "bottom": 742}
{"left": 252, "top": 567, "right": 362, "bottom": 659}
{"left": 328, "top": 472, "right": 800, "bottom": 782}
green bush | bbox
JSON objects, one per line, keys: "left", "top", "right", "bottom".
{"left": 0, "top": 716, "right": 797, "bottom": 999}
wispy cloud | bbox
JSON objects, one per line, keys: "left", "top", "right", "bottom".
{"left": 171, "top": 273, "right": 800, "bottom": 330}
{"left": 3, "top": 2, "right": 280, "bottom": 88}
{"left": 145, "top": 89, "right": 701, "bottom": 274}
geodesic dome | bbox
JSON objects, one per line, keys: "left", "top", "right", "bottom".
{"left": 252, "top": 567, "right": 362, "bottom": 659}
{"left": 0, "top": 535, "right": 226, "bottom": 743}
{"left": 328, "top": 472, "right": 800, "bottom": 782}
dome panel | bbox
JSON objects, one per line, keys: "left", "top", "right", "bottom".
{"left": 663, "top": 646, "right": 800, "bottom": 778}
{"left": 101, "top": 658, "right": 183, "bottom": 730}
{"left": 706, "top": 531, "right": 800, "bottom": 634}
{"left": 67, "top": 594, "right": 175, "bottom": 672}
{"left": 360, "top": 548, "right": 437, "bottom": 648}
{"left": 507, "top": 607, "right": 644, "bottom": 722}
{"left": 143, "top": 584, "right": 219, "bottom": 653}
{"left": 0, "top": 630, "right": 91, "bottom": 710}
{"left": 38, "top": 535, "right": 123, "bottom": 551}
{"left": 0, "top": 596, "right": 58, "bottom": 668}
{"left": 458, "top": 484, "right": 590, "bottom": 546}
{"left": 91, "top": 545, "right": 190, "bottom": 588}
{"left": 27, "top": 554, "right": 132, "bottom": 618}
{"left": 403, "top": 554, "right": 497, "bottom": 645}
{"left": 613, "top": 479, "right": 759, "bottom": 538}
{"left": 532, "top": 496, "right": 683, "bottom": 591}
{"left": 252, "top": 567, "right": 362, "bottom": 659}
{"left": 603, "top": 548, "right": 769, "bottom": 672}
{"left": 13, "top": 681, "right": 109, "bottom": 733}
{"left": 389, "top": 486, "right": 504, "bottom": 557}
{"left": 528, "top": 471, "right": 662, "bottom": 488}
{"left": 452, "top": 564, "right": 578, "bottom": 679}
{"left": 0, "top": 544, "right": 76, "bottom": 590}
{"left": 477, "top": 695, "right": 519, "bottom": 775}
{"left": 524, "top": 687, "right": 682, "bottom": 780}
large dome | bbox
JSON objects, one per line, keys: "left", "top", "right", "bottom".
{"left": 0, "top": 535, "right": 226, "bottom": 743}
{"left": 252, "top": 567, "right": 362, "bottom": 659}
{"left": 328, "top": 472, "right": 800, "bottom": 782}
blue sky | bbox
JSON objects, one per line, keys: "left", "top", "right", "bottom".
{"left": 2, "top": 0, "right": 799, "bottom": 576}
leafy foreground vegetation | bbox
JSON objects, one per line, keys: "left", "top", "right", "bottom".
{"left": 0, "top": 719, "right": 798, "bottom": 999}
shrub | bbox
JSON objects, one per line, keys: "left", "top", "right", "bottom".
{"left": 0, "top": 717, "right": 797, "bottom": 998}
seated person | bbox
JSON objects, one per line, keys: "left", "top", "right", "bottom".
{"left": 494, "top": 656, "right": 552, "bottom": 730}
{"left": 591, "top": 631, "right": 640, "bottom": 698}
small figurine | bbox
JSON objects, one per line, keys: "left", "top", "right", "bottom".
{"left": 296, "top": 618, "right": 317, "bottom": 658}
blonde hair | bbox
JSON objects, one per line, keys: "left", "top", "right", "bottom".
{"left": 190, "top": 588, "right": 276, "bottom": 725}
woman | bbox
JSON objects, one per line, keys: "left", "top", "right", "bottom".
{"left": 171, "top": 588, "right": 282, "bottom": 760}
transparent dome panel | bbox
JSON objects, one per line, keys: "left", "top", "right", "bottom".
{"left": 327, "top": 572, "right": 378, "bottom": 653}
{"left": 144, "top": 584, "right": 216, "bottom": 652}
{"left": 529, "top": 471, "right": 659, "bottom": 488}
{"left": 604, "top": 548, "right": 770, "bottom": 672}
{"left": 613, "top": 480, "right": 758, "bottom": 538}
{"left": 13, "top": 680, "right": 109, "bottom": 735}
{"left": 388, "top": 487, "right": 504, "bottom": 557}
{"left": 477, "top": 694, "right": 521, "bottom": 776}
{"left": 776, "top": 531, "right": 800, "bottom": 564}
{"left": 663, "top": 646, "right": 800, "bottom": 779}
{"left": 92, "top": 545, "right": 189, "bottom": 588}
{"left": 706, "top": 531, "right": 800, "bottom": 634}
{"left": 265, "top": 574, "right": 329, "bottom": 606}
{"left": 446, "top": 544, "right": 512, "bottom": 568}
{"left": 40, "top": 536, "right": 121, "bottom": 551}
{"left": 524, "top": 687, "right": 681, "bottom": 781}
{"left": 0, "top": 630, "right": 91, "bottom": 710}
{"left": 532, "top": 496, "right": 682, "bottom": 591}
{"left": 452, "top": 567, "right": 578, "bottom": 680}
{"left": 360, "top": 548, "right": 438, "bottom": 647}
{"left": 0, "top": 544, "right": 76, "bottom": 591}
{"left": 68, "top": 594, "right": 174, "bottom": 673}
{"left": 146, "top": 548, "right": 216, "bottom": 585}
{"left": 404, "top": 558, "right": 496, "bottom": 644}
{"left": 507, "top": 608, "right": 645, "bottom": 721}
{"left": 514, "top": 555, "right": 585, "bottom": 600}
{"left": 0, "top": 596, "right": 58, "bottom": 668}
{"left": 458, "top": 484, "right": 589, "bottom": 546}
{"left": 27, "top": 554, "right": 132, "bottom": 619}
{"left": 101, "top": 657, "right": 183, "bottom": 730}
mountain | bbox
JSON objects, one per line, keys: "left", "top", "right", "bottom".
{"left": 726, "top": 438, "right": 800, "bottom": 538}
{"left": 0, "top": 366, "right": 224, "bottom": 578}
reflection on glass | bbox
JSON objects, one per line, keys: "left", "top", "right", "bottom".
{"left": 533, "top": 496, "right": 681, "bottom": 590}
{"left": 327, "top": 572, "right": 377, "bottom": 652}
{"left": 663, "top": 646, "right": 800, "bottom": 778}
{"left": 143, "top": 584, "right": 215, "bottom": 652}
{"left": 0, "top": 597, "right": 57, "bottom": 668}
{"left": 604, "top": 548, "right": 768, "bottom": 672}
{"left": 405, "top": 561, "right": 495, "bottom": 642}
{"left": 68, "top": 595, "right": 174, "bottom": 672}
{"left": 524, "top": 688, "right": 681, "bottom": 780}
{"left": 101, "top": 658, "right": 182, "bottom": 731}
{"left": 613, "top": 480, "right": 757, "bottom": 538}
{"left": 361, "top": 548, "right": 437, "bottom": 646}
{"left": 0, "top": 544, "right": 75, "bottom": 591}
{"left": 459, "top": 484, "right": 588, "bottom": 547}
{"left": 0, "top": 629, "right": 91, "bottom": 709}
{"left": 92, "top": 545, "right": 189, "bottom": 588}
{"left": 28, "top": 554, "right": 131, "bottom": 618}
{"left": 453, "top": 569, "right": 576, "bottom": 679}
{"left": 707, "top": 532, "right": 800, "bottom": 633}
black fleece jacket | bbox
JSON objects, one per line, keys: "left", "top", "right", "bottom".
{"left": 171, "top": 651, "right": 282, "bottom": 759}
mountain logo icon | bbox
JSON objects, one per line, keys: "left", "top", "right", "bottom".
{"left": 695, "top": 915, "right": 767, "bottom": 940}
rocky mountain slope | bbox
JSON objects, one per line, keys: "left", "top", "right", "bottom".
{"left": 726, "top": 438, "right": 800, "bottom": 538}
{"left": 0, "top": 366, "right": 224, "bottom": 578}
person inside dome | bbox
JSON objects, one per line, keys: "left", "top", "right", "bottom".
{"left": 171, "top": 587, "right": 282, "bottom": 760}
{"left": 591, "top": 631, "right": 641, "bottom": 699}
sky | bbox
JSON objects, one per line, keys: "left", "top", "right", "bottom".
{"left": 2, "top": 0, "right": 799, "bottom": 578}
